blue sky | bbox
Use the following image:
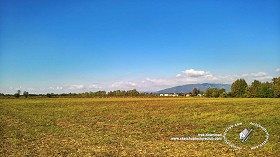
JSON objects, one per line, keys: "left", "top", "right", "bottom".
{"left": 0, "top": 0, "right": 280, "bottom": 93}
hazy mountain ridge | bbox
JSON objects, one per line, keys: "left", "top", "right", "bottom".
{"left": 156, "top": 83, "right": 231, "bottom": 93}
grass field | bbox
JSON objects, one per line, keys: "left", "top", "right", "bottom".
{"left": 0, "top": 98, "right": 279, "bottom": 156}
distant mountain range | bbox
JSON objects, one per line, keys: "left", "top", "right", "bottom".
{"left": 156, "top": 83, "right": 231, "bottom": 93}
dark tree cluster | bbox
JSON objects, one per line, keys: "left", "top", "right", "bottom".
{"left": 231, "top": 79, "right": 248, "bottom": 97}
{"left": 244, "top": 78, "right": 278, "bottom": 98}
{"left": 192, "top": 88, "right": 199, "bottom": 96}
{"left": 76, "top": 89, "right": 148, "bottom": 97}
{"left": 230, "top": 77, "right": 280, "bottom": 98}
{"left": 204, "top": 76, "right": 280, "bottom": 98}
{"left": 204, "top": 88, "right": 226, "bottom": 98}
{"left": 5, "top": 89, "right": 155, "bottom": 98}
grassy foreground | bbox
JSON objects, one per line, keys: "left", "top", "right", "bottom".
{"left": 0, "top": 98, "right": 279, "bottom": 156}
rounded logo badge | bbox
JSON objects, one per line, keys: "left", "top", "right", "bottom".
{"left": 223, "top": 122, "right": 269, "bottom": 150}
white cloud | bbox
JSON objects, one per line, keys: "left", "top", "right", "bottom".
{"left": 49, "top": 86, "right": 63, "bottom": 90}
{"left": 2, "top": 83, "right": 103, "bottom": 94}
{"left": 137, "top": 78, "right": 175, "bottom": 91}
{"left": 1, "top": 69, "right": 276, "bottom": 94}
{"left": 27, "top": 88, "right": 35, "bottom": 91}
{"left": 88, "top": 84, "right": 97, "bottom": 88}
{"left": 112, "top": 81, "right": 138, "bottom": 88}
{"left": 174, "top": 69, "right": 273, "bottom": 85}
{"left": 88, "top": 84, "right": 102, "bottom": 89}
{"left": 242, "top": 72, "right": 267, "bottom": 77}
{"left": 68, "top": 84, "right": 85, "bottom": 90}
{"left": 110, "top": 69, "right": 223, "bottom": 91}
{"left": 9, "top": 86, "right": 30, "bottom": 91}
{"left": 56, "top": 86, "right": 63, "bottom": 90}
{"left": 240, "top": 72, "right": 273, "bottom": 82}
{"left": 143, "top": 78, "right": 172, "bottom": 85}
{"left": 174, "top": 69, "right": 217, "bottom": 84}
{"left": 176, "top": 74, "right": 182, "bottom": 77}
{"left": 67, "top": 84, "right": 103, "bottom": 90}
{"left": 276, "top": 68, "right": 280, "bottom": 72}
{"left": 182, "top": 69, "right": 212, "bottom": 77}
{"left": 110, "top": 79, "right": 171, "bottom": 91}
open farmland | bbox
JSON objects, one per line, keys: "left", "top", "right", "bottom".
{"left": 0, "top": 98, "right": 279, "bottom": 156}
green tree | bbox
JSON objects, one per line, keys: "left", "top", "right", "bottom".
{"left": 220, "top": 92, "right": 227, "bottom": 98}
{"left": 246, "top": 80, "right": 261, "bottom": 98}
{"left": 231, "top": 79, "right": 248, "bottom": 97}
{"left": 212, "top": 88, "right": 219, "bottom": 98}
{"left": 14, "top": 90, "right": 21, "bottom": 98}
{"left": 192, "top": 88, "right": 198, "bottom": 96}
{"left": 23, "top": 91, "right": 29, "bottom": 98}
{"left": 107, "top": 91, "right": 115, "bottom": 96}
{"left": 46, "top": 93, "right": 52, "bottom": 98}
{"left": 0, "top": 93, "right": 5, "bottom": 97}
{"left": 259, "top": 82, "right": 274, "bottom": 98}
{"left": 205, "top": 88, "right": 213, "bottom": 97}
{"left": 94, "top": 91, "right": 107, "bottom": 97}
{"left": 227, "top": 92, "right": 232, "bottom": 97}
{"left": 219, "top": 88, "right": 226, "bottom": 95}
{"left": 218, "top": 88, "right": 226, "bottom": 97}
{"left": 126, "top": 89, "right": 139, "bottom": 96}
{"left": 272, "top": 76, "right": 280, "bottom": 98}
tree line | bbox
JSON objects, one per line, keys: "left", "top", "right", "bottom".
{"left": 1, "top": 76, "right": 279, "bottom": 98}
{"left": 0, "top": 89, "right": 157, "bottom": 98}
{"left": 204, "top": 76, "right": 280, "bottom": 98}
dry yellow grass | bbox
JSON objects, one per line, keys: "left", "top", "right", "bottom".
{"left": 0, "top": 98, "right": 279, "bottom": 156}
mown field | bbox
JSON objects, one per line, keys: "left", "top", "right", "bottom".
{"left": 0, "top": 98, "right": 279, "bottom": 156}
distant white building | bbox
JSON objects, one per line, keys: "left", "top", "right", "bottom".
{"left": 186, "top": 94, "right": 190, "bottom": 97}
{"left": 159, "top": 93, "right": 179, "bottom": 97}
